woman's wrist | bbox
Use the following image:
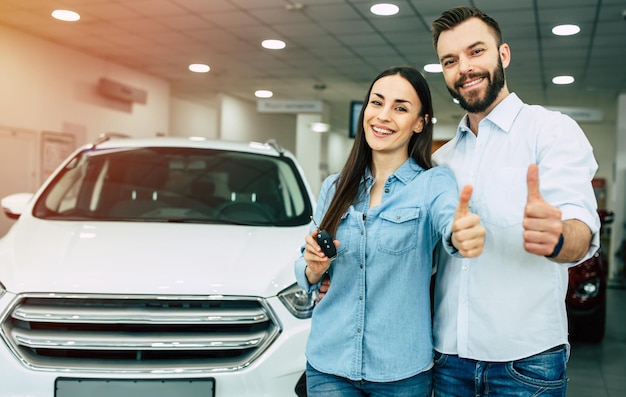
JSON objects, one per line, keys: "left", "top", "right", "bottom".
{"left": 305, "top": 265, "right": 324, "bottom": 285}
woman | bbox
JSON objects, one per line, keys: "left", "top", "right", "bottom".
{"left": 294, "top": 66, "right": 485, "bottom": 397}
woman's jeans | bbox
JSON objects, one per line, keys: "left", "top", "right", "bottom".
{"left": 306, "top": 362, "right": 432, "bottom": 397}
{"left": 433, "top": 345, "right": 568, "bottom": 396}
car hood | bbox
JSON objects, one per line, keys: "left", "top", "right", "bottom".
{"left": 0, "top": 218, "right": 308, "bottom": 297}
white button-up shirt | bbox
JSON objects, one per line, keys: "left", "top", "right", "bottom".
{"left": 432, "top": 93, "right": 600, "bottom": 361}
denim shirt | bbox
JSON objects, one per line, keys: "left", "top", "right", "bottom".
{"left": 295, "top": 158, "right": 459, "bottom": 382}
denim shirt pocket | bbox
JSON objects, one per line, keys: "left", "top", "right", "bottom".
{"left": 334, "top": 211, "right": 351, "bottom": 255}
{"left": 377, "top": 207, "right": 420, "bottom": 255}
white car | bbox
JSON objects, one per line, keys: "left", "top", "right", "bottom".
{"left": 0, "top": 136, "right": 316, "bottom": 397}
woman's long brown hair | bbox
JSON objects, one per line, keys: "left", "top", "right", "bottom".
{"left": 320, "top": 66, "right": 435, "bottom": 236}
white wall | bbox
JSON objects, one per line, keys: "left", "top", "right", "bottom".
{"left": 0, "top": 24, "right": 170, "bottom": 143}
{"left": 580, "top": 121, "right": 615, "bottom": 204}
{"left": 433, "top": 123, "right": 458, "bottom": 141}
{"left": 610, "top": 94, "right": 626, "bottom": 281}
{"left": 169, "top": 97, "right": 218, "bottom": 139}
{"left": 295, "top": 114, "right": 324, "bottom": 196}
{"left": 326, "top": 130, "right": 354, "bottom": 175}
{"left": 218, "top": 95, "right": 297, "bottom": 153}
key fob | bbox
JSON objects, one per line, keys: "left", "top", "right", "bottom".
{"left": 310, "top": 216, "right": 337, "bottom": 260}
{"left": 316, "top": 229, "right": 337, "bottom": 260}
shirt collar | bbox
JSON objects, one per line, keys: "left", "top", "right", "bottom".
{"left": 364, "top": 158, "right": 423, "bottom": 185}
{"left": 456, "top": 93, "right": 524, "bottom": 137}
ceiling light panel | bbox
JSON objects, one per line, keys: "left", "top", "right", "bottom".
{"left": 261, "top": 39, "right": 286, "bottom": 50}
{"left": 552, "top": 24, "right": 581, "bottom": 36}
{"left": 370, "top": 3, "right": 399, "bottom": 16}
{"left": 552, "top": 75, "right": 575, "bottom": 85}
{"left": 51, "top": 10, "right": 80, "bottom": 22}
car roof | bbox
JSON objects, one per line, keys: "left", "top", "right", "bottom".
{"left": 88, "top": 136, "right": 290, "bottom": 158}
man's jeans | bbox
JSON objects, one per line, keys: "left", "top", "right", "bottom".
{"left": 433, "top": 345, "right": 568, "bottom": 396}
{"left": 306, "top": 362, "right": 432, "bottom": 397}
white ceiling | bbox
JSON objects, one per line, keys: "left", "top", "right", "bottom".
{"left": 1, "top": 0, "right": 624, "bottom": 131}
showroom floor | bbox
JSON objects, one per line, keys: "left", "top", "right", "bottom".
{"left": 566, "top": 283, "right": 626, "bottom": 397}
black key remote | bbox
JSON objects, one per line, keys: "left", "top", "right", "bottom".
{"left": 310, "top": 216, "right": 337, "bottom": 260}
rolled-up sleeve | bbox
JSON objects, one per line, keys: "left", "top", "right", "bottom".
{"left": 536, "top": 111, "right": 600, "bottom": 265}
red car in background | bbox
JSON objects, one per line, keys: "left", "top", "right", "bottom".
{"left": 566, "top": 209, "right": 613, "bottom": 343}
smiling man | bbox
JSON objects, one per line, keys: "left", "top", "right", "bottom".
{"left": 430, "top": 6, "right": 601, "bottom": 397}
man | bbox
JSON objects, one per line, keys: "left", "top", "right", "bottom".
{"left": 430, "top": 6, "right": 600, "bottom": 396}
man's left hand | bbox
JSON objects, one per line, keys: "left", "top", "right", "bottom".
{"left": 523, "top": 164, "right": 563, "bottom": 256}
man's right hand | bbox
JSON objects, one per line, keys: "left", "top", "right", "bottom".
{"left": 451, "top": 185, "right": 485, "bottom": 257}
{"left": 316, "top": 274, "right": 331, "bottom": 305}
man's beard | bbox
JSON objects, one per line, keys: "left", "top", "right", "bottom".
{"left": 447, "top": 58, "right": 505, "bottom": 113}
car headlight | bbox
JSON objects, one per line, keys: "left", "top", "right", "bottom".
{"left": 278, "top": 283, "right": 317, "bottom": 319}
{"left": 574, "top": 277, "right": 600, "bottom": 299}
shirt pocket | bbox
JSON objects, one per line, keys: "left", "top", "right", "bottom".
{"left": 377, "top": 207, "right": 420, "bottom": 255}
{"left": 334, "top": 211, "right": 351, "bottom": 255}
{"left": 479, "top": 167, "right": 526, "bottom": 229}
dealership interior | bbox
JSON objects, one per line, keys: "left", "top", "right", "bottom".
{"left": 0, "top": 0, "right": 625, "bottom": 396}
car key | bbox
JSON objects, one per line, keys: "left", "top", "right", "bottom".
{"left": 310, "top": 216, "right": 337, "bottom": 261}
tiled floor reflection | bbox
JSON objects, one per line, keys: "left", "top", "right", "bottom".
{"left": 567, "top": 285, "right": 626, "bottom": 397}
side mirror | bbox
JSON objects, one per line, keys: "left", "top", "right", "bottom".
{"left": 1, "top": 193, "right": 34, "bottom": 220}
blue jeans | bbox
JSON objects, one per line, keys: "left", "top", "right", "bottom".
{"left": 433, "top": 345, "right": 568, "bottom": 396}
{"left": 306, "top": 362, "right": 432, "bottom": 397}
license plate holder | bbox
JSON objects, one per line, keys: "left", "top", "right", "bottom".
{"left": 55, "top": 377, "right": 215, "bottom": 397}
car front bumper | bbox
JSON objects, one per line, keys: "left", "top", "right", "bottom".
{"left": 0, "top": 294, "right": 310, "bottom": 397}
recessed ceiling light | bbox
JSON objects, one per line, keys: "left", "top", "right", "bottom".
{"left": 188, "top": 64, "right": 210, "bottom": 73}
{"left": 552, "top": 24, "right": 580, "bottom": 36}
{"left": 51, "top": 9, "right": 80, "bottom": 22}
{"left": 310, "top": 122, "right": 330, "bottom": 133}
{"left": 262, "top": 39, "right": 286, "bottom": 50}
{"left": 370, "top": 3, "right": 399, "bottom": 16}
{"left": 255, "top": 90, "right": 273, "bottom": 98}
{"left": 424, "top": 63, "right": 442, "bottom": 73}
{"left": 552, "top": 75, "right": 575, "bottom": 85}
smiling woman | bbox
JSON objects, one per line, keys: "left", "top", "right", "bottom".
{"left": 294, "top": 66, "right": 485, "bottom": 397}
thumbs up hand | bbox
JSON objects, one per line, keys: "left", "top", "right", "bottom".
{"left": 451, "top": 185, "right": 486, "bottom": 258}
{"left": 523, "top": 164, "right": 563, "bottom": 256}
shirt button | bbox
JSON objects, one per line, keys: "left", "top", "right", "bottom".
{"left": 360, "top": 264, "right": 363, "bottom": 269}
{"left": 463, "top": 266, "right": 468, "bottom": 271}
{"left": 359, "top": 296, "right": 363, "bottom": 300}
{"left": 357, "top": 328, "right": 362, "bottom": 333}
{"left": 384, "top": 188, "right": 389, "bottom": 193}
{"left": 461, "top": 298, "right": 467, "bottom": 304}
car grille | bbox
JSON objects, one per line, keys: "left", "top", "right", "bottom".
{"left": 0, "top": 294, "right": 280, "bottom": 373}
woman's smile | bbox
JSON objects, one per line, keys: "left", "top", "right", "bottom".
{"left": 371, "top": 125, "right": 395, "bottom": 136}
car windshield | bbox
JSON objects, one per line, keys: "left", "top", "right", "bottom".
{"left": 33, "top": 146, "right": 312, "bottom": 226}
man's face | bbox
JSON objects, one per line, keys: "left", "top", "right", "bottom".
{"left": 436, "top": 18, "right": 509, "bottom": 114}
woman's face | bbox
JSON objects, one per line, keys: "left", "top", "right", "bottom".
{"left": 363, "top": 74, "right": 424, "bottom": 157}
